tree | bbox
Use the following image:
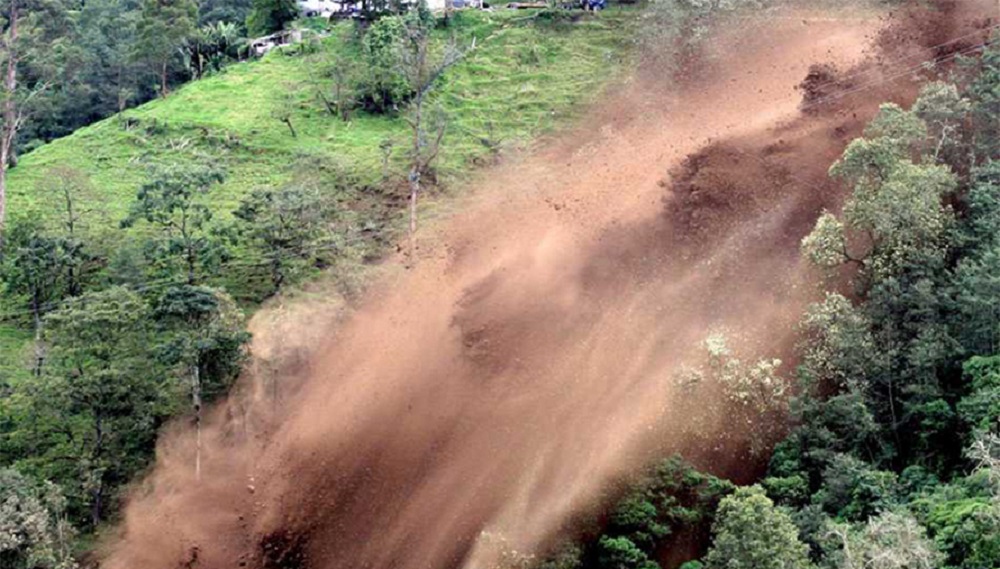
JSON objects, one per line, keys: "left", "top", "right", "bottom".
{"left": 308, "top": 50, "right": 357, "bottom": 121}
{"left": 154, "top": 285, "right": 247, "bottom": 480}
{"left": 121, "top": 162, "right": 226, "bottom": 284}
{"left": 184, "top": 21, "right": 245, "bottom": 79}
{"left": 37, "top": 287, "right": 165, "bottom": 526}
{"left": 245, "top": 0, "right": 298, "bottom": 37}
{"left": 232, "top": 184, "right": 330, "bottom": 294}
{"left": 397, "top": 6, "right": 471, "bottom": 254}
{"left": 0, "top": 468, "right": 76, "bottom": 569}
{"left": 271, "top": 85, "right": 299, "bottom": 138}
{"left": 798, "top": 293, "right": 880, "bottom": 390}
{"left": 705, "top": 485, "right": 812, "bottom": 569}
{"left": 37, "top": 167, "right": 101, "bottom": 297}
{"left": 0, "top": 0, "right": 59, "bottom": 234}
{"left": 1, "top": 216, "right": 67, "bottom": 373}
{"left": 133, "top": 0, "right": 198, "bottom": 97}
{"left": 356, "top": 15, "right": 410, "bottom": 114}
{"left": 199, "top": 0, "right": 253, "bottom": 28}
{"left": 596, "top": 536, "right": 659, "bottom": 569}
{"left": 675, "top": 332, "right": 788, "bottom": 454}
{"left": 823, "top": 512, "right": 941, "bottom": 569}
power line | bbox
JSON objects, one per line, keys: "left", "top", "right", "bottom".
{"left": 796, "top": 23, "right": 1000, "bottom": 97}
{"left": 800, "top": 37, "right": 997, "bottom": 113}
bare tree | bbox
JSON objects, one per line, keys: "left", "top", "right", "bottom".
{"left": 0, "top": 0, "right": 47, "bottom": 236}
{"left": 271, "top": 84, "right": 299, "bottom": 138}
{"left": 398, "top": 16, "right": 473, "bottom": 259}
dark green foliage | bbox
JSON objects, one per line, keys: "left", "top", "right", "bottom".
{"left": 153, "top": 284, "right": 249, "bottom": 403}
{"left": 814, "top": 454, "right": 900, "bottom": 521}
{"left": 121, "top": 162, "right": 227, "bottom": 285}
{"left": 246, "top": 0, "right": 299, "bottom": 36}
{"left": 596, "top": 536, "right": 659, "bottom": 569}
{"left": 957, "top": 357, "right": 1000, "bottom": 433}
{"left": 133, "top": 0, "right": 199, "bottom": 96}
{"left": 356, "top": 15, "right": 411, "bottom": 113}
{"left": 200, "top": 0, "right": 254, "bottom": 28}
{"left": 232, "top": 185, "right": 331, "bottom": 294}
{"left": 536, "top": 457, "right": 734, "bottom": 569}
{"left": 8, "top": 288, "right": 167, "bottom": 527}
{"left": 0, "top": 217, "right": 68, "bottom": 330}
{"left": 762, "top": 40, "right": 1000, "bottom": 569}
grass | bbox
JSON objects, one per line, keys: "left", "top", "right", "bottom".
{"left": 0, "top": 8, "right": 638, "bottom": 385}
{"left": 9, "top": 9, "right": 634, "bottom": 220}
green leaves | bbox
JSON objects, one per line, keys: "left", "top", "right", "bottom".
{"left": 232, "top": 184, "right": 331, "bottom": 294}
{"left": 122, "top": 162, "right": 227, "bottom": 284}
{"left": 808, "top": 102, "right": 958, "bottom": 285}
{"left": 245, "top": 0, "right": 298, "bottom": 37}
{"left": 357, "top": 15, "right": 411, "bottom": 114}
{"left": 705, "top": 485, "right": 811, "bottom": 569}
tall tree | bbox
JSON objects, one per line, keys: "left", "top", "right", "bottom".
{"left": 245, "top": 0, "right": 298, "bottom": 37}
{"left": 705, "top": 485, "right": 812, "bottom": 569}
{"left": 232, "top": 184, "right": 329, "bottom": 294}
{"left": 154, "top": 285, "right": 247, "bottom": 480}
{"left": 121, "top": 162, "right": 226, "bottom": 284}
{"left": 398, "top": 5, "right": 471, "bottom": 256}
{"left": 1, "top": 216, "right": 67, "bottom": 374}
{"left": 35, "top": 287, "right": 164, "bottom": 526}
{"left": 0, "top": 0, "right": 59, "bottom": 234}
{"left": 133, "top": 0, "right": 197, "bottom": 97}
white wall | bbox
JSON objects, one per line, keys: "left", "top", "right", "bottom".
{"left": 298, "top": 0, "right": 451, "bottom": 15}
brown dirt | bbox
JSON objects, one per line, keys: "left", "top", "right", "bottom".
{"left": 100, "top": 2, "right": 998, "bottom": 569}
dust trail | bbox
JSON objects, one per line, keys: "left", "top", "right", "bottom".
{"left": 102, "top": 2, "right": 996, "bottom": 569}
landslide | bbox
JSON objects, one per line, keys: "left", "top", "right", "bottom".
{"left": 101, "top": 2, "right": 998, "bottom": 569}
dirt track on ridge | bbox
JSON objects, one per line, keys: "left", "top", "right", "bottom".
{"left": 103, "top": 2, "right": 997, "bottom": 569}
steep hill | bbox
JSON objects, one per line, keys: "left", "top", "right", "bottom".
{"left": 0, "top": 9, "right": 635, "bottom": 381}
{"left": 11, "top": 12, "right": 633, "bottom": 215}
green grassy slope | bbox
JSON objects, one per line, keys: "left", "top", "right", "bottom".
{"left": 0, "top": 8, "right": 636, "bottom": 386}
{"left": 9, "top": 10, "right": 634, "bottom": 221}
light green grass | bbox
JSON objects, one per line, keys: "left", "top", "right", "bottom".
{"left": 9, "top": 9, "right": 635, "bottom": 221}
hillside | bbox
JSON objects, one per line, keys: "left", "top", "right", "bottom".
{"left": 9, "top": 11, "right": 632, "bottom": 222}
{"left": 0, "top": 9, "right": 634, "bottom": 381}
{"left": 4, "top": 1, "right": 999, "bottom": 568}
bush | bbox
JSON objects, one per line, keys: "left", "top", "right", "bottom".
{"left": 356, "top": 16, "right": 411, "bottom": 113}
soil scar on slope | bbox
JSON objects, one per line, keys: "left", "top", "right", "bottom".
{"left": 102, "top": 2, "right": 996, "bottom": 569}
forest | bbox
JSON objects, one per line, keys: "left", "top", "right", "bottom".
{"left": 1, "top": 0, "right": 999, "bottom": 568}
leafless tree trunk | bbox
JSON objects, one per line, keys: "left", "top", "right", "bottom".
{"left": 160, "top": 60, "right": 169, "bottom": 98}
{"left": 0, "top": 0, "right": 20, "bottom": 236}
{"left": 192, "top": 363, "right": 202, "bottom": 481}
{"left": 401, "top": 30, "right": 473, "bottom": 262}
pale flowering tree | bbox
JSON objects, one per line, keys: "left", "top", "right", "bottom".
{"left": 0, "top": 468, "right": 76, "bottom": 569}
{"left": 675, "top": 332, "right": 787, "bottom": 454}
{"left": 823, "top": 512, "right": 942, "bottom": 569}
{"left": 798, "top": 293, "right": 881, "bottom": 390}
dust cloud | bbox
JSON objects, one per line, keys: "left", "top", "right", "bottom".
{"left": 101, "top": 2, "right": 997, "bottom": 569}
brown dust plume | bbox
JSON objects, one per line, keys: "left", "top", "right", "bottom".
{"left": 102, "top": 2, "right": 998, "bottom": 569}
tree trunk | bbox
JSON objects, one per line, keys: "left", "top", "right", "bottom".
{"left": 192, "top": 363, "right": 202, "bottom": 481}
{"left": 91, "top": 414, "right": 105, "bottom": 527}
{"left": 407, "top": 95, "right": 423, "bottom": 261}
{"left": 160, "top": 61, "right": 169, "bottom": 98}
{"left": 0, "top": 0, "right": 20, "bottom": 236}
{"left": 31, "top": 291, "right": 43, "bottom": 376}
{"left": 187, "top": 244, "right": 196, "bottom": 285}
